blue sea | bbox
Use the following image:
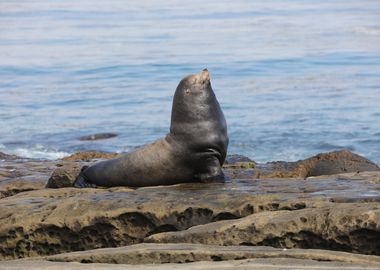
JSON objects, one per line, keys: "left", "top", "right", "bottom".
{"left": 0, "top": 0, "right": 379, "bottom": 164}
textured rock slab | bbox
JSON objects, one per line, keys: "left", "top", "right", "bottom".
{"left": 43, "top": 243, "right": 380, "bottom": 265}
{"left": 2, "top": 259, "right": 380, "bottom": 270}
{"left": 0, "top": 171, "right": 379, "bottom": 259}
{"left": 2, "top": 243, "right": 380, "bottom": 269}
{"left": 61, "top": 151, "right": 119, "bottom": 162}
{"left": 0, "top": 159, "right": 57, "bottom": 198}
{"left": 147, "top": 203, "right": 380, "bottom": 255}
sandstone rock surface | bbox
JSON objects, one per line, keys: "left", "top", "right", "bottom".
{"left": 0, "top": 159, "right": 55, "bottom": 198}
{"left": 0, "top": 150, "right": 379, "bottom": 269}
{"left": 2, "top": 258, "right": 379, "bottom": 270}
{"left": 0, "top": 243, "right": 380, "bottom": 269}
{"left": 61, "top": 151, "right": 119, "bottom": 162}
{"left": 147, "top": 203, "right": 380, "bottom": 255}
{"left": 41, "top": 243, "right": 380, "bottom": 265}
{"left": 0, "top": 170, "right": 379, "bottom": 259}
{"left": 0, "top": 244, "right": 380, "bottom": 270}
{"left": 1, "top": 243, "right": 380, "bottom": 269}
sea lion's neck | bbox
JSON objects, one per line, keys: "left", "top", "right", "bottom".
{"left": 168, "top": 70, "right": 228, "bottom": 161}
{"left": 169, "top": 96, "right": 227, "bottom": 155}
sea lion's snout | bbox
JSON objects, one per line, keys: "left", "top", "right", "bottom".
{"left": 197, "top": 69, "right": 210, "bottom": 84}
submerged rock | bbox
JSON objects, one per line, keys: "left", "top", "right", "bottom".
{"left": 79, "top": 133, "right": 118, "bottom": 141}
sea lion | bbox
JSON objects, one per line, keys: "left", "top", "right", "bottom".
{"left": 74, "top": 69, "right": 229, "bottom": 188}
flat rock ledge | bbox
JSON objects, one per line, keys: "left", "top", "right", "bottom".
{"left": 0, "top": 150, "right": 379, "bottom": 269}
{"left": 1, "top": 243, "right": 380, "bottom": 270}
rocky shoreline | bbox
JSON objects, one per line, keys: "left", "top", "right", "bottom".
{"left": 0, "top": 150, "right": 379, "bottom": 269}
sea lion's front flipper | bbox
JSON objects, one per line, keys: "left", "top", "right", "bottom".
{"left": 73, "top": 166, "right": 97, "bottom": 188}
{"left": 196, "top": 157, "right": 226, "bottom": 183}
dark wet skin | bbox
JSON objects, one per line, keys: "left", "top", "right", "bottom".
{"left": 73, "top": 69, "right": 229, "bottom": 188}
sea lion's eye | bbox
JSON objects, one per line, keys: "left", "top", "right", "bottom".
{"left": 185, "top": 89, "right": 190, "bottom": 94}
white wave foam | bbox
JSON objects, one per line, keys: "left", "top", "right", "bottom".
{"left": 354, "top": 27, "right": 380, "bottom": 36}
{"left": 3, "top": 144, "right": 70, "bottom": 160}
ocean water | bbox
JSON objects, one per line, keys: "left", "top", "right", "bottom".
{"left": 0, "top": 0, "right": 379, "bottom": 164}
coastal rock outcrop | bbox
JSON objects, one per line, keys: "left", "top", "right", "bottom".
{"left": 0, "top": 150, "right": 379, "bottom": 269}
{"left": 0, "top": 171, "right": 379, "bottom": 259}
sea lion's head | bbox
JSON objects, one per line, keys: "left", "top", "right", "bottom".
{"left": 171, "top": 69, "right": 216, "bottom": 124}
{"left": 172, "top": 69, "right": 212, "bottom": 109}
{"left": 170, "top": 69, "right": 227, "bottom": 143}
